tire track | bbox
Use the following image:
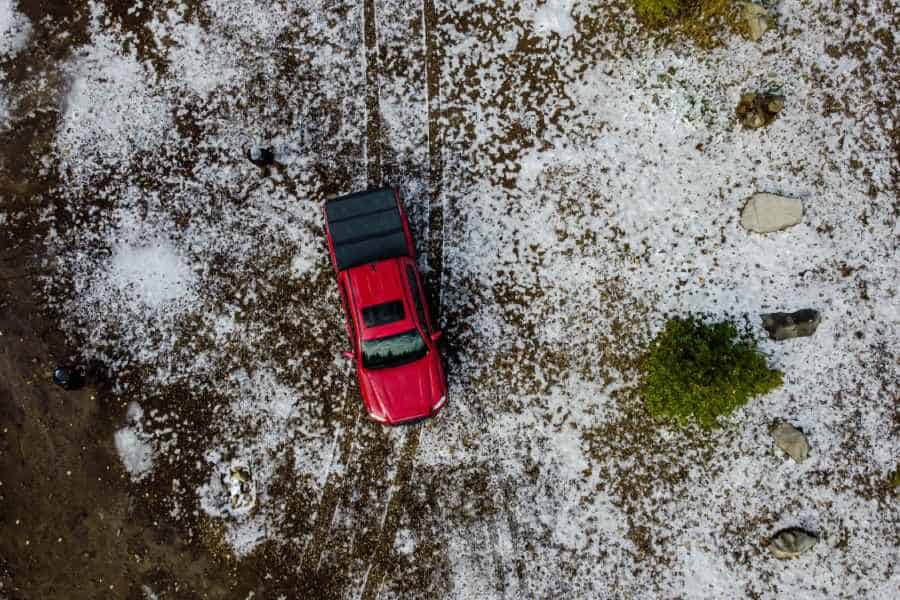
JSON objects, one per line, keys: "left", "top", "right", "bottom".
{"left": 298, "top": 386, "right": 361, "bottom": 576}
{"left": 363, "top": 0, "right": 383, "bottom": 187}
{"left": 359, "top": 427, "right": 421, "bottom": 600}
{"left": 300, "top": 1, "right": 409, "bottom": 592}
{"left": 422, "top": 0, "right": 445, "bottom": 319}
{"left": 297, "top": 0, "right": 387, "bottom": 561}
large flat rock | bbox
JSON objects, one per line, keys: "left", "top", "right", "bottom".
{"left": 740, "top": 193, "right": 803, "bottom": 233}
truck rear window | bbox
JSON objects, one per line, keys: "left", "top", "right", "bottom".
{"left": 362, "top": 300, "right": 405, "bottom": 328}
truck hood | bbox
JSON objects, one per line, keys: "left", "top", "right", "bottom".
{"left": 359, "top": 353, "right": 442, "bottom": 423}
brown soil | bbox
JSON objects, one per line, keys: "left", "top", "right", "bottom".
{"left": 0, "top": 1, "right": 260, "bottom": 596}
{"left": 0, "top": 258, "right": 261, "bottom": 599}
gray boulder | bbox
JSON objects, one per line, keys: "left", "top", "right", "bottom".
{"left": 770, "top": 421, "right": 810, "bottom": 462}
{"left": 769, "top": 527, "right": 818, "bottom": 559}
{"left": 761, "top": 309, "right": 821, "bottom": 340}
{"left": 740, "top": 193, "right": 803, "bottom": 233}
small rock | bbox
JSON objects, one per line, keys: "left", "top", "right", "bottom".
{"left": 52, "top": 366, "right": 84, "bottom": 391}
{"left": 761, "top": 309, "right": 821, "bottom": 340}
{"left": 769, "top": 527, "right": 818, "bottom": 559}
{"left": 227, "top": 465, "right": 256, "bottom": 512}
{"left": 770, "top": 421, "right": 810, "bottom": 462}
{"left": 222, "top": 464, "right": 256, "bottom": 515}
{"left": 246, "top": 146, "right": 274, "bottom": 167}
{"left": 741, "top": 3, "right": 771, "bottom": 42}
{"left": 736, "top": 92, "right": 785, "bottom": 129}
{"left": 740, "top": 193, "right": 803, "bottom": 233}
{"left": 888, "top": 466, "right": 900, "bottom": 489}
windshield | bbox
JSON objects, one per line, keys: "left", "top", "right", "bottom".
{"left": 362, "top": 329, "right": 428, "bottom": 369}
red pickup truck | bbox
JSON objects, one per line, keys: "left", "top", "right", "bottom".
{"left": 323, "top": 187, "right": 447, "bottom": 424}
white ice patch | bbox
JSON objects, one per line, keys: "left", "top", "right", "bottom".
{"left": 529, "top": 0, "right": 576, "bottom": 38}
{"left": 198, "top": 458, "right": 257, "bottom": 517}
{"left": 0, "top": 0, "right": 31, "bottom": 58}
{"left": 0, "top": 92, "right": 9, "bottom": 130}
{"left": 109, "top": 238, "right": 196, "bottom": 309}
{"left": 679, "top": 546, "right": 740, "bottom": 598}
{"left": 148, "top": 14, "right": 239, "bottom": 98}
{"left": 56, "top": 29, "right": 171, "bottom": 181}
{"left": 141, "top": 586, "right": 160, "bottom": 600}
{"left": 114, "top": 402, "right": 155, "bottom": 481}
{"left": 197, "top": 452, "right": 266, "bottom": 557}
{"left": 290, "top": 245, "right": 318, "bottom": 279}
{"left": 202, "top": 0, "right": 292, "bottom": 41}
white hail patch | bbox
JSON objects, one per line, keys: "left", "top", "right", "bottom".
{"left": 109, "top": 239, "right": 196, "bottom": 309}
{"left": 56, "top": 28, "right": 171, "bottom": 181}
{"left": 529, "top": 0, "right": 576, "bottom": 38}
{"left": 114, "top": 402, "right": 155, "bottom": 481}
{"left": 0, "top": 0, "right": 31, "bottom": 58}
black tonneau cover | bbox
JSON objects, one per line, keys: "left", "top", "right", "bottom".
{"left": 325, "top": 188, "right": 410, "bottom": 270}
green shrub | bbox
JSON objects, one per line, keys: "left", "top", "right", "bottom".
{"left": 640, "top": 316, "right": 783, "bottom": 428}
{"left": 634, "top": 0, "right": 685, "bottom": 26}
{"left": 631, "top": 0, "right": 741, "bottom": 48}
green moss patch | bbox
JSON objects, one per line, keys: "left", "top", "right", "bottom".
{"left": 632, "top": 0, "right": 743, "bottom": 48}
{"left": 640, "top": 316, "right": 783, "bottom": 428}
{"left": 634, "top": 0, "right": 685, "bottom": 25}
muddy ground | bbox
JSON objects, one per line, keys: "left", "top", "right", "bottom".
{"left": 0, "top": 258, "right": 266, "bottom": 599}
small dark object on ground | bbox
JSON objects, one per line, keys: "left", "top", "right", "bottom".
{"left": 761, "top": 309, "right": 821, "bottom": 340}
{"left": 246, "top": 146, "right": 274, "bottom": 167}
{"left": 736, "top": 91, "right": 785, "bottom": 129}
{"left": 52, "top": 366, "right": 84, "bottom": 390}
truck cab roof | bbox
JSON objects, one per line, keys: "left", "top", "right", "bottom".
{"left": 343, "top": 258, "right": 416, "bottom": 340}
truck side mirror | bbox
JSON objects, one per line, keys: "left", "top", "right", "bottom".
{"left": 342, "top": 351, "right": 354, "bottom": 360}
{"left": 430, "top": 331, "right": 442, "bottom": 343}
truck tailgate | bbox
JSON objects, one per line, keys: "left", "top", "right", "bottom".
{"left": 325, "top": 188, "right": 410, "bottom": 270}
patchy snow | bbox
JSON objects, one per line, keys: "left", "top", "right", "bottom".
{"left": 529, "top": 0, "right": 576, "bottom": 38}
{"left": 0, "top": 0, "right": 30, "bottom": 58}
{"left": 20, "top": 0, "right": 898, "bottom": 596}
{"left": 150, "top": 16, "right": 239, "bottom": 98}
{"left": 394, "top": 527, "right": 416, "bottom": 556}
{"left": 290, "top": 244, "right": 319, "bottom": 279}
{"left": 141, "top": 585, "right": 160, "bottom": 600}
{"left": 56, "top": 29, "right": 172, "bottom": 182}
{"left": 0, "top": 91, "right": 9, "bottom": 129}
{"left": 114, "top": 402, "right": 155, "bottom": 481}
{"left": 195, "top": 367, "right": 337, "bottom": 557}
{"left": 197, "top": 453, "right": 265, "bottom": 555}
{"left": 109, "top": 236, "right": 196, "bottom": 309}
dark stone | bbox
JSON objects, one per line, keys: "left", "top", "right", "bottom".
{"left": 246, "top": 146, "right": 274, "bottom": 167}
{"left": 760, "top": 309, "right": 821, "bottom": 340}
{"left": 52, "top": 366, "right": 84, "bottom": 390}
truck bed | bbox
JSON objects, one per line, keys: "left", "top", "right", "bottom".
{"left": 324, "top": 188, "right": 411, "bottom": 271}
